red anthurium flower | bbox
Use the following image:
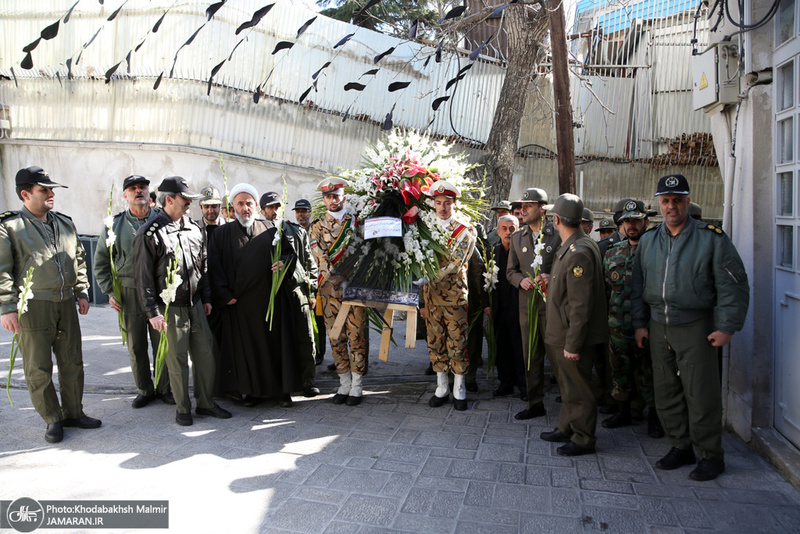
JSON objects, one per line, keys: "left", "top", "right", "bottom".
{"left": 401, "top": 205, "right": 420, "bottom": 224}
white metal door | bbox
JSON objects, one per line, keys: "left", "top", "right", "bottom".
{"left": 775, "top": 0, "right": 800, "bottom": 448}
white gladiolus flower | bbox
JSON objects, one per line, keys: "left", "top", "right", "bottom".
{"left": 531, "top": 255, "right": 543, "bottom": 270}
{"left": 17, "top": 283, "right": 33, "bottom": 314}
{"left": 105, "top": 229, "right": 117, "bottom": 249}
{"left": 272, "top": 231, "right": 280, "bottom": 246}
{"left": 159, "top": 274, "right": 183, "bottom": 305}
{"left": 103, "top": 216, "right": 114, "bottom": 229}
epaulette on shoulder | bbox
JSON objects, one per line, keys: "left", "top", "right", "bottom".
{"left": 114, "top": 211, "right": 126, "bottom": 219}
{"left": 53, "top": 211, "right": 73, "bottom": 222}
{"left": 144, "top": 219, "right": 161, "bottom": 238}
{"left": 0, "top": 210, "right": 19, "bottom": 222}
{"left": 285, "top": 220, "right": 301, "bottom": 228}
{"left": 702, "top": 223, "right": 725, "bottom": 236}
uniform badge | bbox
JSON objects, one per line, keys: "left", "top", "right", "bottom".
{"left": 569, "top": 244, "right": 576, "bottom": 251}
{"left": 522, "top": 247, "right": 528, "bottom": 253}
{"left": 610, "top": 271, "right": 620, "bottom": 281}
{"left": 572, "top": 266, "right": 584, "bottom": 278}
{"left": 665, "top": 176, "right": 679, "bottom": 188}
{"left": 437, "top": 184, "right": 445, "bottom": 193}
{"left": 546, "top": 245, "right": 552, "bottom": 253}
{"left": 625, "top": 201, "right": 637, "bottom": 211}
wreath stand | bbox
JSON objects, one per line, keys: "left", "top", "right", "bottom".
{"left": 329, "top": 300, "right": 418, "bottom": 362}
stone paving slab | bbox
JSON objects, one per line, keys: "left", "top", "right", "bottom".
{"left": 1, "top": 307, "right": 799, "bottom": 533}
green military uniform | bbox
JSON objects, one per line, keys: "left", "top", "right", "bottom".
{"left": 604, "top": 239, "right": 654, "bottom": 406}
{"left": 94, "top": 207, "right": 169, "bottom": 397}
{"left": 0, "top": 207, "right": 90, "bottom": 424}
{"left": 544, "top": 227, "right": 608, "bottom": 450}
{"left": 632, "top": 216, "right": 749, "bottom": 461}
{"left": 133, "top": 210, "right": 217, "bottom": 416}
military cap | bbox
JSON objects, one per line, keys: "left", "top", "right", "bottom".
{"left": 292, "top": 199, "right": 312, "bottom": 211}
{"left": 544, "top": 193, "right": 583, "bottom": 220}
{"left": 429, "top": 180, "right": 461, "bottom": 198}
{"left": 157, "top": 176, "right": 203, "bottom": 199}
{"left": 689, "top": 202, "right": 703, "bottom": 219}
{"left": 260, "top": 191, "right": 281, "bottom": 209}
{"left": 491, "top": 200, "right": 513, "bottom": 211}
{"left": 199, "top": 186, "right": 223, "bottom": 206}
{"left": 317, "top": 177, "right": 348, "bottom": 195}
{"left": 595, "top": 219, "right": 614, "bottom": 232}
{"left": 123, "top": 175, "right": 150, "bottom": 190}
{"left": 655, "top": 174, "right": 690, "bottom": 196}
{"left": 617, "top": 199, "right": 648, "bottom": 220}
{"left": 517, "top": 188, "right": 548, "bottom": 204}
{"left": 16, "top": 166, "right": 67, "bottom": 188}
{"left": 582, "top": 208, "right": 594, "bottom": 222}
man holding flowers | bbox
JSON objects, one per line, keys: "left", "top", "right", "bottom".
{"left": 506, "top": 187, "right": 561, "bottom": 420}
{"left": 134, "top": 176, "right": 231, "bottom": 426}
{"left": 94, "top": 175, "right": 173, "bottom": 409}
{"left": 0, "top": 166, "right": 101, "bottom": 443}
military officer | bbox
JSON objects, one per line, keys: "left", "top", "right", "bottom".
{"left": 294, "top": 198, "right": 326, "bottom": 366}
{"left": 196, "top": 186, "right": 227, "bottom": 242}
{"left": 598, "top": 198, "right": 631, "bottom": 257}
{"left": 602, "top": 200, "right": 663, "bottom": 437}
{"left": 632, "top": 174, "right": 749, "bottom": 481}
{"left": 420, "top": 180, "right": 477, "bottom": 411}
{"left": 539, "top": 194, "right": 607, "bottom": 456}
{"left": 506, "top": 187, "right": 561, "bottom": 420}
{"left": 595, "top": 219, "right": 615, "bottom": 239}
{"left": 309, "top": 177, "right": 368, "bottom": 406}
{"left": 580, "top": 208, "right": 594, "bottom": 235}
{"left": 0, "top": 166, "right": 101, "bottom": 443}
{"left": 95, "top": 174, "right": 173, "bottom": 409}
{"left": 133, "top": 176, "right": 232, "bottom": 426}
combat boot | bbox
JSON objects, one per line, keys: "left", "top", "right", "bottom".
{"left": 601, "top": 400, "right": 631, "bottom": 428}
{"left": 429, "top": 371, "right": 449, "bottom": 407}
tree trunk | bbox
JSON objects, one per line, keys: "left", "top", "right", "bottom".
{"left": 468, "top": 4, "right": 548, "bottom": 221}
{"left": 548, "top": 0, "right": 576, "bottom": 194}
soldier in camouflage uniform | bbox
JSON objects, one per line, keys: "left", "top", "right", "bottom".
{"left": 602, "top": 200, "right": 664, "bottom": 437}
{"left": 309, "top": 177, "right": 367, "bottom": 406}
{"left": 421, "top": 180, "right": 477, "bottom": 411}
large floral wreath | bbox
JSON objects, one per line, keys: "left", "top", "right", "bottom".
{"left": 319, "top": 130, "right": 487, "bottom": 295}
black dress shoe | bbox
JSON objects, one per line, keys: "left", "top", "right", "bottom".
{"left": 493, "top": 384, "right": 514, "bottom": 397}
{"left": 156, "top": 391, "right": 176, "bottom": 405}
{"left": 466, "top": 382, "right": 478, "bottom": 393}
{"left": 131, "top": 394, "right": 155, "bottom": 409}
{"left": 601, "top": 411, "right": 632, "bottom": 428}
{"left": 540, "top": 428, "right": 571, "bottom": 443}
{"left": 63, "top": 415, "right": 102, "bottom": 429}
{"left": 453, "top": 398, "right": 468, "bottom": 411}
{"left": 196, "top": 403, "right": 232, "bottom": 419}
{"left": 655, "top": 447, "right": 696, "bottom": 470}
{"left": 689, "top": 457, "right": 725, "bottom": 481}
{"left": 242, "top": 396, "right": 263, "bottom": 408}
{"left": 515, "top": 403, "right": 546, "bottom": 420}
{"left": 520, "top": 393, "right": 529, "bottom": 402}
{"left": 279, "top": 395, "right": 294, "bottom": 408}
{"left": 332, "top": 393, "right": 348, "bottom": 405}
{"left": 557, "top": 441, "right": 595, "bottom": 456}
{"left": 45, "top": 422, "right": 63, "bottom": 443}
{"left": 176, "top": 412, "right": 193, "bottom": 426}
{"left": 303, "top": 386, "right": 320, "bottom": 398}
{"left": 428, "top": 394, "right": 449, "bottom": 408}
{"left": 345, "top": 395, "right": 362, "bottom": 406}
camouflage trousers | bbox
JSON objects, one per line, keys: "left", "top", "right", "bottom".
{"left": 321, "top": 296, "right": 367, "bottom": 374}
{"left": 424, "top": 303, "right": 469, "bottom": 375}
{"left": 609, "top": 330, "right": 655, "bottom": 406}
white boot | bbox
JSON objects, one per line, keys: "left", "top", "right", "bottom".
{"left": 333, "top": 371, "right": 351, "bottom": 404}
{"left": 337, "top": 371, "right": 352, "bottom": 395}
{"left": 453, "top": 373, "right": 468, "bottom": 411}
{"left": 429, "top": 371, "right": 450, "bottom": 407}
{"left": 347, "top": 372, "right": 364, "bottom": 406}
{"left": 435, "top": 371, "right": 449, "bottom": 398}
{"left": 350, "top": 372, "right": 363, "bottom": 398}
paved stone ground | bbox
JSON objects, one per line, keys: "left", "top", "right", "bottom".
{"left": 1, "top": 307, "right": 799, "bottom": 533}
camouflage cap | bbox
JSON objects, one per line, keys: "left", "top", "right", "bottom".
{"left": 595, "top": 219, "right": 614, "bottom": 232}
{"left": 617, "top": 199, "right": 648, "bottom": 220}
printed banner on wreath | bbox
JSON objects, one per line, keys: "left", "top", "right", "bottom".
{"left": 363, "top": 217, "right": 403, "bottom": 240}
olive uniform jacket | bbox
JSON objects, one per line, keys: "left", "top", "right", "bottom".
{"left": 544, "top": 230, "right": 608, "bottom": 353}
{"left": 506, "top": 220, "right": 561, "bottom": 315}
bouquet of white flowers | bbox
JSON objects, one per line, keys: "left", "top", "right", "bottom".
{"left": 6, "top": 267, "right": 34, "bottom": 405}
{"left": 154, "top": 242, "right": 181, "bottom": 388}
